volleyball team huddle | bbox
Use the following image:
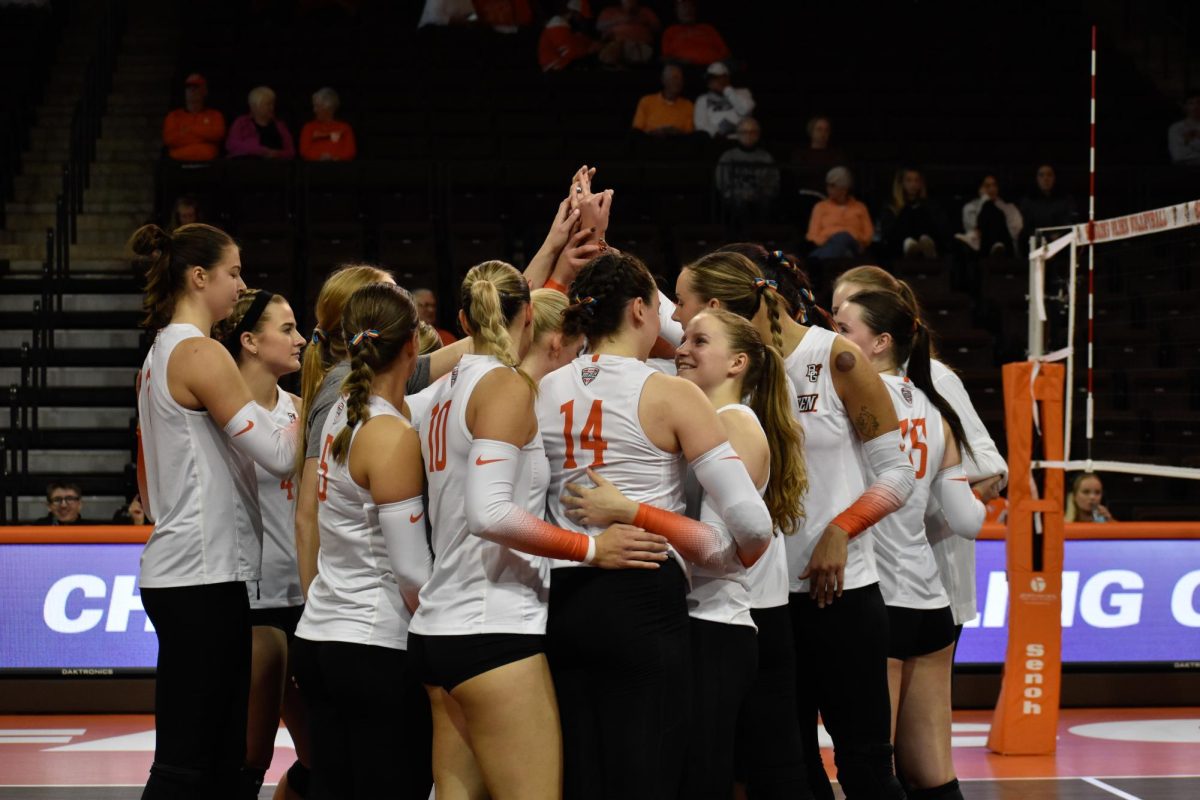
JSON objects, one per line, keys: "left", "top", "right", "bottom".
{"left": 131, "top": 168, "right": 1004, "bottom": 800}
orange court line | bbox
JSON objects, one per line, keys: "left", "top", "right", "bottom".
{"left": 1, "top": 521, "right": 1199, "bottom": 544}
{"left": 977, "top": 521, "right": 1200, "bottom": 540}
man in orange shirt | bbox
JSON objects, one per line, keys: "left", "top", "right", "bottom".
{"left": 660, "top": 0, "right": 730, "bottom": 67}
{"left": 162, "top": 74, "right": 225, "bottom": 161}
{"left": 806, "top": 166, "right": 874, "bottom": 260}
{"left": 631, "top": 64, "right": 694, "bottom": 135}
{"left": 299, "top": 87, "right": 357, "bottom": 161}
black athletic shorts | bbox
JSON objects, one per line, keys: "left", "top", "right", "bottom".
{"left": 885, "top": 605, "right": 956, "bottom": 660}
{"left": 248, "top": 605, "right": 305, "bottom": 639}
{"left": 407, "top": 631, "right": 545, "bottom": 692}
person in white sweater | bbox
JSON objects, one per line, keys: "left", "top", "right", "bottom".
{"left": 694, "top": 61, "right": 756, "bottom": 139}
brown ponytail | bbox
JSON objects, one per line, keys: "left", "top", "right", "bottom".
{"left": 705, "top": 309, "right": 807, "bottom": 535}
{"left": 684, "top": 251, "right": 788, "bottom": 349}
{"left": 329, "top": 283, "right": 419, "bottom": 464}
{"left": 129, "top": 222, "right": 235, "bottom": 330}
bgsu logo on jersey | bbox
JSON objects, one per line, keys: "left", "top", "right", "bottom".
{"left": 797, "top": 394, "right": 818, "bottom": 412}
{"left": 901, "top": 385, "right": 913, "bottom": 406}
{"left": 581, "top": 366, "right": 600, "bottom": 386}
{"left": 806, "top": 364, "right": 822, "bottom": 382}
{"left": 450, "top": 365, "right": 460, "bottom": 385}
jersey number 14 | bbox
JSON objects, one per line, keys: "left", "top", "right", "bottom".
{"left": 560, "top": 399, "right": 607, "bottom": 469}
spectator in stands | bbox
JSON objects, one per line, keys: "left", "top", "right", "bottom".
{"left": 113, "top": 494, "right": 147, "bottom": 525}
{"left": 539, "top": 1, "right": 601, "bottom": 72}
{"left": 162, "top": 73, "right": 225, "bottom": 162}
{"left": 413, "top": 288, "right": 458, "bottom": 345}
{"left": 805, "top": 166, "right": 873, "bottom": 260}
{"left": 1168, "top": 90, "right": 1200, "bottom": 166}
{"left": 299, "top": 87, "right": 357, "bottom": 162}
{"left": 715, "top": 117, "right": 779, "bottom": 220}
{"left": 877, "top": 167, "right": 947, "bottom": 259}
{"left": 790, "top": 114, "right": 850, "bottom": 194}
{"left": 596, "top": 0, "right": 660, "bottom": 66}
{"left": 632, "top": 63, "right": 694, "bottom": 135}
{"left": 1065, "top": 472, "right": 1115, "bottom": 522}
{"left": 661, "top": 0, "right": 730, "bottom": 66}
{"left": 33, "top": 481, "right": 89, "bottom": 526}
{"left": 957, "top": 174, "right": 1023, "bottom": 256}
{"left": 1019, "top": 164, "right": 1078, "bottom": 237}
{"left": 225, "top": 86, "right": 296, "bottom": 160}
{"left": 693, "top": 61, "right": 754, "bottom": 139}
{"left": 168, "top": 194, "right": 202, "bottom": 232}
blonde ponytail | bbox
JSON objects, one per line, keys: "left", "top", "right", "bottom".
{"left": 460, "top": 260, "right": 536, "bottom": 391}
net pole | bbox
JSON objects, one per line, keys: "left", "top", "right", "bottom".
{"left": 1065, "top": 237, "right": 1077, "bottom": 461}
{"left": 1086, "top": 24, "right": 1097, "bottom": 463}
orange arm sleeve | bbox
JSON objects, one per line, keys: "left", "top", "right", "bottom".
{"left": 633, "top": 503, "right": 727, "bottom": 567}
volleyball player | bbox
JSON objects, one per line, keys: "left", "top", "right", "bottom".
{"left": 295, "top": 265, "right": 472, "bottom": 600}
{"left": 675, "top": 251, "right": 915, "bottom": 800}
{"left": 213, "top": 290, "right": 311, "bottom": 800}
{"left": 832, "top": 265, "right": 1008, "bottom": 632}
{"left": 407, "top": 261, "right": 667, "bottom": 800}
{"left": 291, "top": 282, "right": 432, "bottom": 799}
{"left": 834, "top": 289, "right": 985, "bottom": 800}
{"left": 539, "top": 252, "right": 774, "bottom": 799}
{"left": 563, "top": 307, "right": 808, "bottom": 799}
{"left": 130, "top": 223, "right": 299, "bottom": 799}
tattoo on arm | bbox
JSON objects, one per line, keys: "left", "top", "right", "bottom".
{"left": 854, "top": 405, "right": 881, "bottom": 440}
{"left": 835, "top": 350, "right": 856, "bottom": 372}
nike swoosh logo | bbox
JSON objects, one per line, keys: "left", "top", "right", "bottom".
{"left": 721, "top": 455, "right": 742, "bottom": 461}
{"left": 475, "top": 456, "right": 508, "bottom": 466}
{"left": 409, "top": 512, "right": 424, "bottom": 524}
{"left": 951, "top": 477, "right": 970, "bottom": 482}
{"left": 233, "top": 420, "right": 254, "bottom": 437}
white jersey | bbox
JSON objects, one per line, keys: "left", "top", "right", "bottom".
{"left": 409, "top": 355, "right": 551, "bottom": 636}
{"left": 686, "top": 404, "right": 764, "bottom": 629}
{"left": 295, "top": 395, "right": 411, "bottom": 649}
{"left": 138, "top": 323, "right": 261, "bottom": 588}
{"left": 538, "top": 354, "right": 688, "bottom": 570}
{"left": 783, "top": 327, "right": 878, "bottom": 593}
{"left": 249, "top": 388, "right": 302, "bottom": 609}
{"left": 872, "top": 375, "right": 949, "bottom": 610}
{"left": 404, "top": 376, "right": 444, "bottom": 433}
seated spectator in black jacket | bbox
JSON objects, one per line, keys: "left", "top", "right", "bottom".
{"left": 1019, "top": 164, "right": 1078, "bottom": 238}
{"left": 790, "top": 115, "right": 850, "bottom": 195}
{"left": 877, "top": 167, "right": 947, "bottom": 259}
{"left": 33, "top": 481, "right": 91, "bottom": 525}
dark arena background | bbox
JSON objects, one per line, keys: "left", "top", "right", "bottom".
{"left": 1, "top": 0, "right": 1198, "bottom": 798}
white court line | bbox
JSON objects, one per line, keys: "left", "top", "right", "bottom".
{"left": 0, "top": 737, "right": 73, "bottom": 744}
{"left": 0, "top": 729, "right": 85, "bottom": 736}
{"left": 1082, "top": 777, "right": 1145, "bottom": 800}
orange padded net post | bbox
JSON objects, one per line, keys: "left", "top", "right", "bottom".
{"left": 988, "top": 361, "right": 1065, "bottom": 755}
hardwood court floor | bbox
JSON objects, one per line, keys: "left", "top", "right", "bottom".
{"left": 0, "top": 708, "right": 1196, "bottom": 799}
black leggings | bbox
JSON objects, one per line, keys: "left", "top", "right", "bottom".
{"left": 291, "top": 637, "right": 432, "bottom": 800}
{"left": 680, "top": 618, "right": 757, "bottom": 799}
{"left": 790, "top": 584, "right": 905, "bottom": 800}
{"left": 140, "top": 581, "right": 251, "bottom": 800}
{"left": 736, "top": 604, "right": 814, "bottom": 799}
{"left": 548, "top": 560, "right": 691, "bottom": 800}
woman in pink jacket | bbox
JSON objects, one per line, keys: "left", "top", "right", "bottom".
{"left": 226, "top": 86, "right": 295, "bottom": 160}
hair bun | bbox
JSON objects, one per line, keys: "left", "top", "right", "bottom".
{"left": 128, "top": 224, "right": 171, "bottom": 261}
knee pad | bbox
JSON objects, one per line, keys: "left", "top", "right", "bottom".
{"left": 286, "top": 759, "right": 312, "bottom": 798}
{"left": 833, "top": 742, "right": 905, "bottom": 800}
{"left": 908, "top": 779, "right": 964, "bottom": 800}
{"left": 238, "top": 766, "right": 265, "bottom": 799}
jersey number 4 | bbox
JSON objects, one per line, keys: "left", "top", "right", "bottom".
{"left": 898, "top": 417, "right": 928, "bottom": 479}
{"left": 317, "top": 433, "right": 334, "bottom": 502}
{"left": 560, "top": 399, "right": 607, "bottom": 469}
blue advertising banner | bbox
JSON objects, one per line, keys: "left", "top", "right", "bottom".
{"left": 1, "top": 540, "right": 1198, "bottom": 670}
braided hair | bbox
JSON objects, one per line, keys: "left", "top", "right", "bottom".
{"left": 329, "top": 283, "right": 419, "bottom": 464}
{"left": 460, "top": 260, "right": 536, "bottom": 391}
{"left": 715, "top": 242, "right": 835, "bottom": 330}
{"left": 560, "top": 252, "right": 657, "bottom": 343}
{"left": 682, "top": 251, "right": 787, "bottom": 351}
